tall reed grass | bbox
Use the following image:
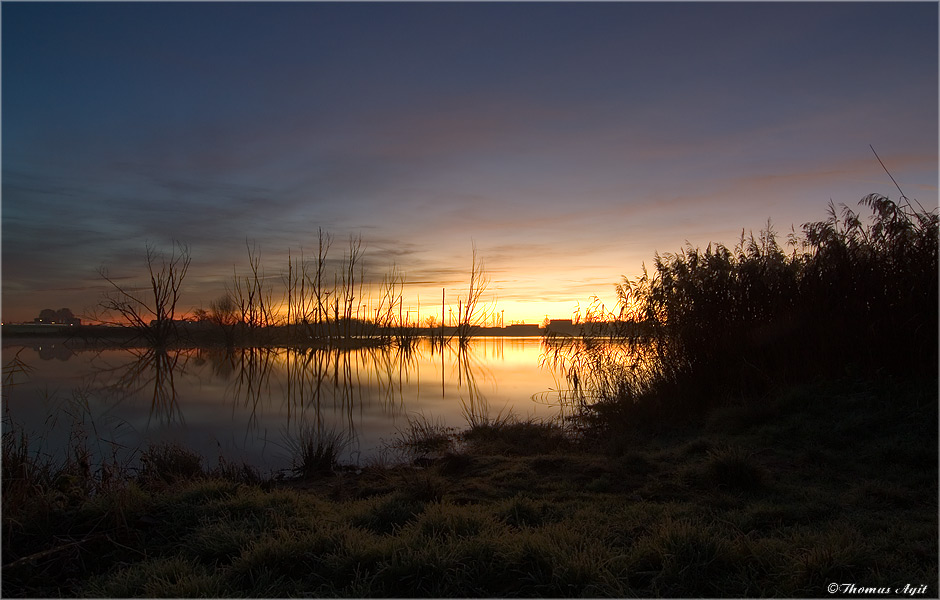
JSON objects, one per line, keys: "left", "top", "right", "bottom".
{"left": 558, "top": 195, "right": 938, "bottom": 418}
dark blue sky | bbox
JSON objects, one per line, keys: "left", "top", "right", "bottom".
{"left": 3, "top": 2, "right": 937, "bottom": 323}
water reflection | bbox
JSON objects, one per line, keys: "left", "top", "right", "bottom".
{"left": 2, "top": 337, "right": 563, "bottom": 470}
{"left": 93, "top": 347, "right": 188, "bottom": 426}
{"left": 539, "top": 334, "right": 658, "bottom": 408}
{"left": 7, "top": 340, "right": 76, "bottom": 362}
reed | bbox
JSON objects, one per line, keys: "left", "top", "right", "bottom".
{"left": 557, "top": 195, "right": 938, "bottom": 420}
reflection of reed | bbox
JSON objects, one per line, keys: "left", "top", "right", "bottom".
{"left": 538, "top": 336, "right": 655, "bottom": 410}
{"left": 2, "top": 348, "right": 33, "bottom": 392}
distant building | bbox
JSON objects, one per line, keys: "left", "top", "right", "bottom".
{"left": 504, "top": 323, "right": 541, "bottom": 336}
{"left": 545, "top": 319, "right": 580, "bottom": 336}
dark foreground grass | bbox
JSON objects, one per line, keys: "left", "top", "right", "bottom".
{"left": 2, "top": 377, "right": 936, "bottom": 598}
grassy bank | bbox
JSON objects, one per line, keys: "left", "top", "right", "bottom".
{"left": 3, "top": 376, "right": 935, "bottom": 598}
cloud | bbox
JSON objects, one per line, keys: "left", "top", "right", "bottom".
{"left": 4, "top": 2, "right": 936, "bottom": 324}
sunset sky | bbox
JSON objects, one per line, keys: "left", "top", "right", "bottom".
{"left": 3, "top": 2, "right": 937, "bottom": 326}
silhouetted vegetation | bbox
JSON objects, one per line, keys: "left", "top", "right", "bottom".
{"left": 95, "top": 241, "right": 192, "bottom": 347}
{"left": 552, "top": 195, "right": 938, "bottom": 420}
{"left": 455, "top": 244, "right": 492, "bottom": 345}
{"left": 92, "top": 234, "right": 499, "bottom": 349}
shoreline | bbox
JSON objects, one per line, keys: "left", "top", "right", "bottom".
{"left": 2, "top": 376, "right": 936, "bottom": 597}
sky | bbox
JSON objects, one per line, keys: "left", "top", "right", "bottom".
{"left": 2, "top": 1, "right": 938, "bottom": 326}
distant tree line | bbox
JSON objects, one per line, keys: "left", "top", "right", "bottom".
{"left": 93, "top": 235, "right": 494, "bottom": 349}
{"left": 34, "top": 307, "right": 81, "bottom": 325}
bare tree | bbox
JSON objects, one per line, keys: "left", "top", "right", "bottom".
{"left": 456, "top": 244, "right": 491, "bottom": 343}
{"left": 327, "top": 234, "right": 364, "bottom": 340}
{"left": 312, "top": 228, "right": 332, "bottom": 330}
{"left": 97, "top": 242, "right": 191, "bottom": 346}
{"left": 286, "top": 228, "right": 335, "bottom": 340}
{"left": 231, "top": 241, "right": 277, "bottom": 332}
{"left": 342, "top": 234, "right": 364, "bottom": 339}
{"left": 372, "top": 266, "right": 407, "bottom": 341}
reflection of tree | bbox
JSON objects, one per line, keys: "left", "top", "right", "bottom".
{"left": 94, "top": 347, "right": 189, "bottom": 425}
{"left": 189, "top": 345, "right": 284, "bottom": 434}
{"left": 453, "top": 342, "right": 500, "bottom": 427}
{"left": 372, "top": 344, "right": 419, "bottom": 412}
{"left": 214, "top": 343, "right": 429, "bottom": 460}
{"left": 282, "top": 347, "right": 360, "bottom": 462}
{"left": 285, "top": 348, "right": 328, "bottom": 425}
{"left": 192, "top": 346, "right": 237, "bottom": 380}
{"left": 226, "top": 347, "right": 360, "bottom": 443}
{"left": 231, "top": 347, "right": 278, "bottom": 432}
{"left": 35, "top": 343, "right": 74, "bottom": 362}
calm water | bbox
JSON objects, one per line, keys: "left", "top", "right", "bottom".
{"left": 2, "top": 337, "right": 573, "bottom": 472}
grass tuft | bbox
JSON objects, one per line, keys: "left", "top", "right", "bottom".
{"left": 631, "top": 517, "right": 738, "bottom": 596}
{"left": 462, "top": 417, "right": 570, "bottom": 456}
{"left": 351, "top": 493, "right": 426, "bottom": 535}
{"left": 393, "top": 415, "right": 457, "bottom": 462}
{"left": 701, "top": 445, "right": 767, "bottom": 492}
{"left": 138, "top": 443, "right": 204, "bottom": 487}
{"left": 84, "top": 556, "right": 228, "bottom": 598}
{"left": 283, "top": 424, "right": 349, "bottom": 479}
{"left": 497, "top": 493, "right": 554, "bottom": 528}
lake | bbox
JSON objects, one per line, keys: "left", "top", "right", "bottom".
{"left": 1, "top": 337, "right": 575, "bottom": 473}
